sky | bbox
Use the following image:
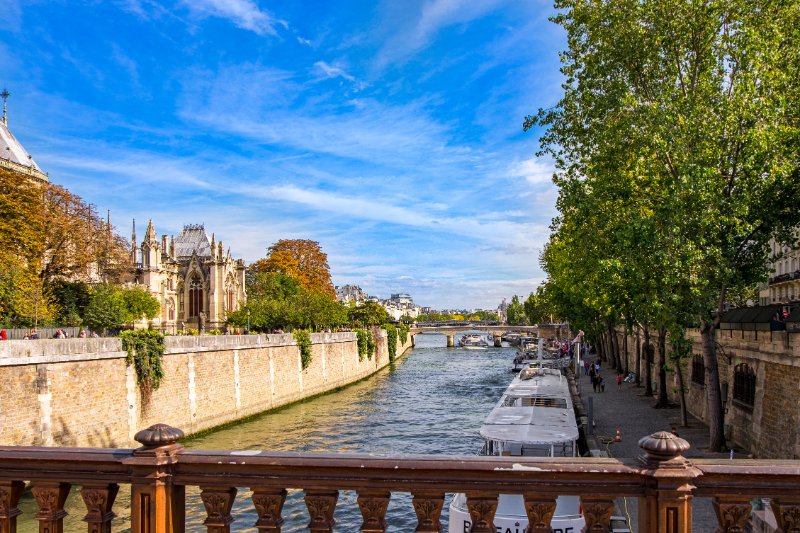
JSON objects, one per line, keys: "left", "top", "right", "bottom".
{"left": 1, "top": 0, "right": 565, "bottom": 310}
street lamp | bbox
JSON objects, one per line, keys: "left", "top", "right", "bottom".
{"left": 246, "top": 308, "right": 251, "bottom": 333}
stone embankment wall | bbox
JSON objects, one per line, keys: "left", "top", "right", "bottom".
{"left": 0, "top": 331, "right": 412, "bottom": 448}
{"left": 615, "top": 329, "right": 800, "bottom": 459}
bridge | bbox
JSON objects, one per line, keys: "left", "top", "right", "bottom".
{"left": 410, "top": 323, "right": 567, "bottom": 347}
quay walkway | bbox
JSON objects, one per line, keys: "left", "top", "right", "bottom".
{"left": 574, "top": 367, "right": 773, "bottom": 532}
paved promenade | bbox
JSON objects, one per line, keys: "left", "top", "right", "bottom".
{"left": 575, "top": 365, "right": 740, "bottom": 532}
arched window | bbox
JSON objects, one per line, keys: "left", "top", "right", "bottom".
{"left": 225, "top": 276, "right": 236, "bottom": 311}
{"left": 188, "top": 274, "right": 203, "bottom": 318}
{"left": 733, "top": 363, "right": 756, "bottom": 408}
{"left": 691, "top": 355, "right": 704, "bottom": 385}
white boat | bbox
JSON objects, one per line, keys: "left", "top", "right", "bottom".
{"left": 459, "top": 333, "right": 489, "bottom": 349}
{"left": 448, "top": 365, "right": 585, "bottom": 533}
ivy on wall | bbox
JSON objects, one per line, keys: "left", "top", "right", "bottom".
{"left": 397, "top": 323, "right": 410, "bottom": 345}
{"left": 384, "top": 324, "right": 397, "bottom": 362}
{"left": 293, "top": 329, "right": 313, "bottom": 370}
{"left": 356, "top": 328, "right": 375, "bottom": 361}
{"left": 121, "top": 330, "right": 165, "bottom": 407}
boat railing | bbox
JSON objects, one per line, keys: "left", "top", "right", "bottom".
{"left": 1, "top": 424, "right": 799, "bottom": 533}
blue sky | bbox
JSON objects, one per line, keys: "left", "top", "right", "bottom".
{"left": 1, "top": 0, "right": 565, "bottom": 310}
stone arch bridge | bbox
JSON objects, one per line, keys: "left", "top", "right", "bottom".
{"left": 410, "top": 324, "right": 556, "bottom": 348}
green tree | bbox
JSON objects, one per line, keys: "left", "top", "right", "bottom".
{"left": 529, "top": 0, "right": 800, "bottom": 450}
{"left": 505, "top": 296, "right": 528, "bottom": 325}
{"left": 120, "top": 286, "right": 160, "bottom": 324}
{"left": 83, "top": 284, "right": 126, "bottom": 334}
{"left": 348, "top": 301, "right": 390, "bottom": 327}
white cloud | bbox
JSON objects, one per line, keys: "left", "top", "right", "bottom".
{"left": 181, "top": 0, "right": 285, "bottom": 35}
{"left": 510, "top": 157, "right": 555, "bottom": 185}
{"left": 313, "top": 61, "right": 356, "bottom": 83}
{"left": 297, "top": 36, "right": 313, "bottom": 47}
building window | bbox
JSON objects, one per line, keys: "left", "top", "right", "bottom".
{"left": 189, "top": 274, "right": 203, "bottom": 318}
{"left": 733, "top": 363, "right": 756, "bottom": 408}
{"left": 691, "top": 355, "right": 704, "bottom": 385}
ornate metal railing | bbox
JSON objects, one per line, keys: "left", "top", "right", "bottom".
{"left": 1, "top": 424, "right": 799, "bottom": 533}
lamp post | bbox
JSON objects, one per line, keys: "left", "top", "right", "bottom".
{"left": 246, "top": 308, "right": 251, "bottom": 333}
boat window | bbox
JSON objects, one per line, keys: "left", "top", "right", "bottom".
{"left": 501, "top": 395, "right": 567, "bottom": 408}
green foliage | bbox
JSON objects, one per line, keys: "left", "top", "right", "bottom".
{"left": 397, "top": 323, "right": 410, "bottom": 345}
{"left": 51, "top": 280, "right": 91, "bottom": 326}
{"left": 207, "top": 329, "right": 222, "bottom": 335}
{"left": 384, "top": 324, "right": 397, "bottom": 362}
{"left": 506, "top": 296, "right": 528, "bottom": 325}
{"left": 348, "top": 301, "right": 390, "bottom": 327}
{"left": 293, "top": 329, "right": 312, "bottom": 370}
{"left": 228, "top": 272, "right": 347, "bottom": 332}
{"left": 121, "top": 330, "right": 165, "bottom": 404}
{"left": 120, "top": 285, "right": 160, "bottom": 323}
{"left": 83, "top": 284, "right": 126, "bottom": 333}
{"left": 356, "top": 328, "right": 375, "bottom": 361}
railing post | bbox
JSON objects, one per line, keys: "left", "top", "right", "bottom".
{"left": 638, "top": 431, "right": 701, "bottom": 533}
{"left": 0, "top": 480, "right": 25, "bottom": 533}
{"left": 772, "top": 499, "right": 800, "bottom": 532}
{"left": 127, "top": 424, "right": 185, "bottom": 533}
{"left": 80, "top": 484, "right": 119, "bottom": 533}
{"left": 411, "top": 492, "right": 444, "bottom": 532}
{"left": 465, "top": 492, "right": 498, "bottom": 533}
{"left": 31, "top": 482, "right": 71, "bottom": 533}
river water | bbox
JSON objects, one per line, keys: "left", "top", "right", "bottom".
{"left": 17, "top": 333, "right": 517, "bottom": 532}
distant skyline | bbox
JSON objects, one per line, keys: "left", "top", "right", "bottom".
{"left": 1, "top": 0, "right": 565, "bottom": 309}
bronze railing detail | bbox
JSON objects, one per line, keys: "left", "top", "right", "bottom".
{"left": 251, "top": 488, "right": 287, "bottom": 532}
{"left": 80, "top": 483, "right": 119, "bottom": 533}
{"left": 356, "top": 490, "right": 390, "bottom": 532}
{"left": 411, "top": 491, "right": 444, "bottom": 532}
{"left": 2, "top": 423, "right": 800, "bottom": 532}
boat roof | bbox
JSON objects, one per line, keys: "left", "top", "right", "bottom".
{"left": 479, "top": 368, "right": 579, "bottom": 445}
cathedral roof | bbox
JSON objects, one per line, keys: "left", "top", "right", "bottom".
{"left": 0, "top": 120, "right": 49, "bottom": 183}
{"left": 174, "top": 224, "right": 212, "bottom": 259}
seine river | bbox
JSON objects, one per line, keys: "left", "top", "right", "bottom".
{"left": 17, "top": 333, "right": 516, "bottom": 532}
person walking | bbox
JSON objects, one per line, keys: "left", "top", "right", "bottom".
{"left": 617, "top": 373, "right": 623, "bottom": 391}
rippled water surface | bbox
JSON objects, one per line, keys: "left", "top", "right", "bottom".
{"left": 17, "top": 334, "right": 517, "bottom": 532}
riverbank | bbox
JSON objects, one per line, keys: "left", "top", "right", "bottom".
{"left": 0, "top": 331, "right": 412, "bottom": 447}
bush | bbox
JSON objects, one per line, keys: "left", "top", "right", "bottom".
{"left": 384, "top": 324, "right": 397, "bottom": 362}
{"left": 397, "top": 323, "right": 410, "bottom": 345}
{"left": 356, "top": 328, "right": 376, "bottom": 361}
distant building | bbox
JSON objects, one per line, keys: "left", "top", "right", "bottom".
{"left": 0, "top": 90, "right": 49, "bottom": 184}
{"left": 759, "top": 236, "right": 800, "bottom": 306}
{"left": 336, "top": 285, "right": 366, "bottom": 304}
{"left": 131, "top": 221, "right": 246, "bottom": 331}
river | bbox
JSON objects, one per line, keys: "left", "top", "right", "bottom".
{"left": 16, "top": 333, "right": 517, "bottom": 532}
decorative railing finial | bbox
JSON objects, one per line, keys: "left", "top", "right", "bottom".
{"left": 638, "top": 431, "right": 691, "bottom": 467}
{"left": 134, "top": 423, "right": 184, "bottom": 449}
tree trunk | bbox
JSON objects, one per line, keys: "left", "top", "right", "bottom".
{"left": 655, "top": 326, "right": 669, "bottom": 408}
{"left": 644, "top": 325, "right": 653, "bottom": 397}
{"left": 635, "top": 325, "right": 641, "bottom": 387}
{"left": 613, "top": 329, "right": 623, "bottom": 374}
{"left": 596, "top": 332, "right": 605, "bottom": 362}
{"left": 701, "top": 318, "right": 727, "bottom": 451}
{"left": 623, "top": 326, "right": 629, "bottom": 375}
{"left": 675, "top": 354, "right": 688, "bottom": 427}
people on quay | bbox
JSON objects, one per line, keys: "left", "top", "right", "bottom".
{"left": 617, "top": 373, "right": 623, "bottom": 391}
{"left": 584, "top": 360, "right": 590, "bottom": 376}
{"left": 0, "top": 329, "right": 6, "bottom": 341}
{"left": 79, "top": 330, "right": 87, "bottom": 338}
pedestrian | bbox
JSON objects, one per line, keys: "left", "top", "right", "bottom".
{"left": 180, "top": 320, "right": 185, "bottom": 334}
{"left": 584, "top": 360, "right": 590, "bottom": 376}
{"left": 617, "top": 373, "right": 623, "bottom": 391}
{"left": 79, "top": 330, "right": 87, "bottom": 338}
{"left": 599, "top": 376, "right": 605, "bottom": 392}
{"left": 0, "top": 329, "right": 6, "bottom": 341}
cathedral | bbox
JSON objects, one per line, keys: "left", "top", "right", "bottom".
{"left": 131, "top": 220, "right": 246, "bottom": 332}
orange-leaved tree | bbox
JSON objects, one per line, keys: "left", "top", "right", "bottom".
{"left": 251, "top": 239, "right": 335, "bottom": 298}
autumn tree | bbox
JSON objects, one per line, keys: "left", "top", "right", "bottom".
{"left": 251, "top": 239, "right": 335, "bottom": 297}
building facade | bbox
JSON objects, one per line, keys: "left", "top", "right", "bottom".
{"left": 759, "top": 237, "right": 800, "bottom": 307}
{"left": 131, "top": 220, "right": 246, "bottom": 331}
{"left": 0, "top": 90, "right": 49, "bottom": 184}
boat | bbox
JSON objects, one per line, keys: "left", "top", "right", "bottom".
{"left": 458, "top": 333, "right": 489, "bottom": 349}
{"left": 448, "top": 365, "right": 585, "bottom": 533}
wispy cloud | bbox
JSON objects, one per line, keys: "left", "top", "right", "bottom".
{"left": 180, "top": 0, "right": 285, "bottom": 35}
{"left": 313, "top": 61, "right": 356, "bottom": 83}
{"left": 509, "top": 157, "right": 555, "bottom": 185}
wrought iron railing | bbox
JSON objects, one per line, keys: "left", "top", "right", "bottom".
{"left": 1, "top": 424, "right": 799, "bottom": 533}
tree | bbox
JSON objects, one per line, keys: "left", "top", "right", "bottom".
{"left": 83, "top": 284, "right": 126, "bottom": 334}
{"left": 505, "top": 296, "right": 528, "bottom": 325}
{"left": 348, "top": 301, "right": 390, "bottom": 327}
{"left": 529, "top": 0, "right": 800, "bottom": 450}
{"left": 251, "top": 239, "right": 335, "bottom": 297}
{"left": 120, "top": 286, "right": 160, "bottom": 324}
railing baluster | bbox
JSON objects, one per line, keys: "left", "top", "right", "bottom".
{"left": 0, "top": 480, "right": 25, "bottom": 533}
{"left": 772, "top": 498, "right": 800, "bottom": 532}
{"left": 522, "top": 493, "right": 557, "bottom": 533}
{"left": 580, "top": 497, "right": 615, "bottom": 533}
{"left": 411, "top": 491, "right": 444, "bottom": 532}
{"left": 31, "top": 482, "right": 71, "bottom": 533}
{"left": 251, "top": 488, "right": 287, "bottom": 532}
{"left": 356, "top": 490, "right": 390, "bottom": 532}
{"left": 711, "top": 497, "right": 751, "bottom": 532}
{"left": 465, "top": 492, "right": 498, "bottom": 533}
{"left": 80, "top": 484, "right": 119, "bottom": 533}
{"left": 200, "top": 486, "right": 237, "bottom": 533}
{"left": 303, "top": 489, "right": 338, "bottom": 532}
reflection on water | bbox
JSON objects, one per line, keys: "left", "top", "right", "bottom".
{"left": 16, "top": 333, "right": 515, "bottom": 532}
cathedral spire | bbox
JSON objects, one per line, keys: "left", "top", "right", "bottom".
{"left": 1, "top": 87, "right": 9, "bottom": 126}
